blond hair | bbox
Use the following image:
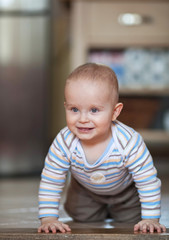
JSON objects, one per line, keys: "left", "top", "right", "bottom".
{"left": 65, "top": 63, "right": 119, "bottom": 103}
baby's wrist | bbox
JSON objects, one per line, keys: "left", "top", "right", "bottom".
{"left": 41, "top": 216, "right": 58, "bottom": 224}
{"left": 142, "top": 218, "right": 159, "bottom": 222}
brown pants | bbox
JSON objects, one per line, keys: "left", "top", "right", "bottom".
{"left": 64, "top": 176, "right": 141, "bottom": 223}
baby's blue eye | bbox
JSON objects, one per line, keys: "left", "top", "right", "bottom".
{"left": 71, "top": 107, "right": 78, "bottom": 112}
{"left": 91, "top": 108, "right": 98, "bottom": 113}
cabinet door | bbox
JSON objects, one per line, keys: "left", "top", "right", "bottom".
{"left": 70, "top": 1, "right": 169, "bottom": 70}
{"left": 88, "top": 2, "right": 169, "bottom": 47}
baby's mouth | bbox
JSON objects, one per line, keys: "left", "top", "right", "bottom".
{"left": 77, "top": 127, "right": 94, "bottom": 132}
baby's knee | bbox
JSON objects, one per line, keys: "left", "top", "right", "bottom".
{"left": 64, "top": 202, "right": 89, "bottom": 222}
{"left": 64, "top": 201, "right": 107, "bottom": 222}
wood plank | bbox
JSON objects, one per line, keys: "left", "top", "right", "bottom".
{"left": 0, "top": 228, "right": 169, "bottom": 240}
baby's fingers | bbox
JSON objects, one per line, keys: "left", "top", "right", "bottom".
{"left": 50, "top": 222, "right": 71, "bottom": 233}
{"left": 38, "top": 225, "right": 46, "bottom": 233}
{"left": 38, "top": 224, "right": 51, "bottom": 233}
{"left": 134, "top": 223, "right": 141, "bottom": 232}
{"left": 154, "top": 224, "right": 166, "bottom": 233}
{"left": 149, "top": 223, "right": 156, "bottom": 233}
{"left": 146, "top": 223, "right": 166, "bottom": 233}
{"left": 161, "top": 224, "right": 167, "bottom": 233}
{"left": 49, "top": 224, "right": 58, "bottom": 233}
{"left": 38, "top": 222, "right": 71, "bottom": 234}
{"left": 134, "top": 222, "right": 166, "bottom": 233}
{"left": 55, "top": 223, "right": 67, "bottom": 233}
{"left": 61, "top": 223, "right": 71, "bottom": 232}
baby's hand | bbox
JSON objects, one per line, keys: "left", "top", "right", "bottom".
{"left": 134, "top": 219, "right": 166, "bottom": 233}
{"left": 38, "top": 217, "right": 71, "bottom": 233}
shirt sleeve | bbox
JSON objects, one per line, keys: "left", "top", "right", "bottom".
{"left": 124, "top": 132, "right": 161, "bottom": 219}
{"left": 38, "top": 134, "right": 70, "bottom": 219}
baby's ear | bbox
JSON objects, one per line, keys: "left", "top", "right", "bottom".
{"left": 112, "top": 103, "right": 123, "bottom": 121}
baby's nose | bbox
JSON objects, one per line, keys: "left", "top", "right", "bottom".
{"left": 79, "top": 112, "right": 89, "bottom": 123}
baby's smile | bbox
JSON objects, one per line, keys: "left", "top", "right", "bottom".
{"left": 77, "top": 127, "right": 94, "bottom": 133}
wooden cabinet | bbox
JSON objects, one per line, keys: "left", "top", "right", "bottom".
{"left": 70, "top": 0, "right": 169, "bottom": 149}
{"left": 87, "top": 2, "right": 169, "bottom": 46}
{"left": 70, "top": 1, "right": 169, "bottom": 70}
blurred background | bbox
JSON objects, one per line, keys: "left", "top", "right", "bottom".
{"left": 0, "top": 0, "right": 169, "bottom": 178}
{"left": 0, "top": 0, "right": 169, "bottom": 230}
{"left": 0, "top": 0, "right": 69, "bottom": 177}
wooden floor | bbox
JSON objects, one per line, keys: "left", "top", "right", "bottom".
{"left": 0, "top": 164, "right": 169, "bottom": 239}
{"left": 0, "top": 228, "right": 169, "bottom": 240}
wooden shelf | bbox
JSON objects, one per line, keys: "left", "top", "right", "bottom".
{"left": 70, "top": 1, "right": 169, "bottom": 70}
{"left": 119, "top": 88, "right": 169, "bottom": 97}
{"left": 70, "top": 0, "right": 169, "bottom": 151}
{"left": 139, "top": 129, "right": 169, "bottom": 145}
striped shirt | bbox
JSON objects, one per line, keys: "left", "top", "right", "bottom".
{"left": 39, "top": 120, "right": 161, "bottom": 220}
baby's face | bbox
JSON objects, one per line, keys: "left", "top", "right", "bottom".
{"left": 64, "top": 79, "right": 117, "bottom": 145}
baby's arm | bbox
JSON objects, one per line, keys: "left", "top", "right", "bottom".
{"left": 134, "top": 219, "right": 166, "bottom": 233}
{"left": 38, "top": 131, "right": 72, "bottom": 233}
{"left": 38, "top": 217, "right": 71, "bottom": 233}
